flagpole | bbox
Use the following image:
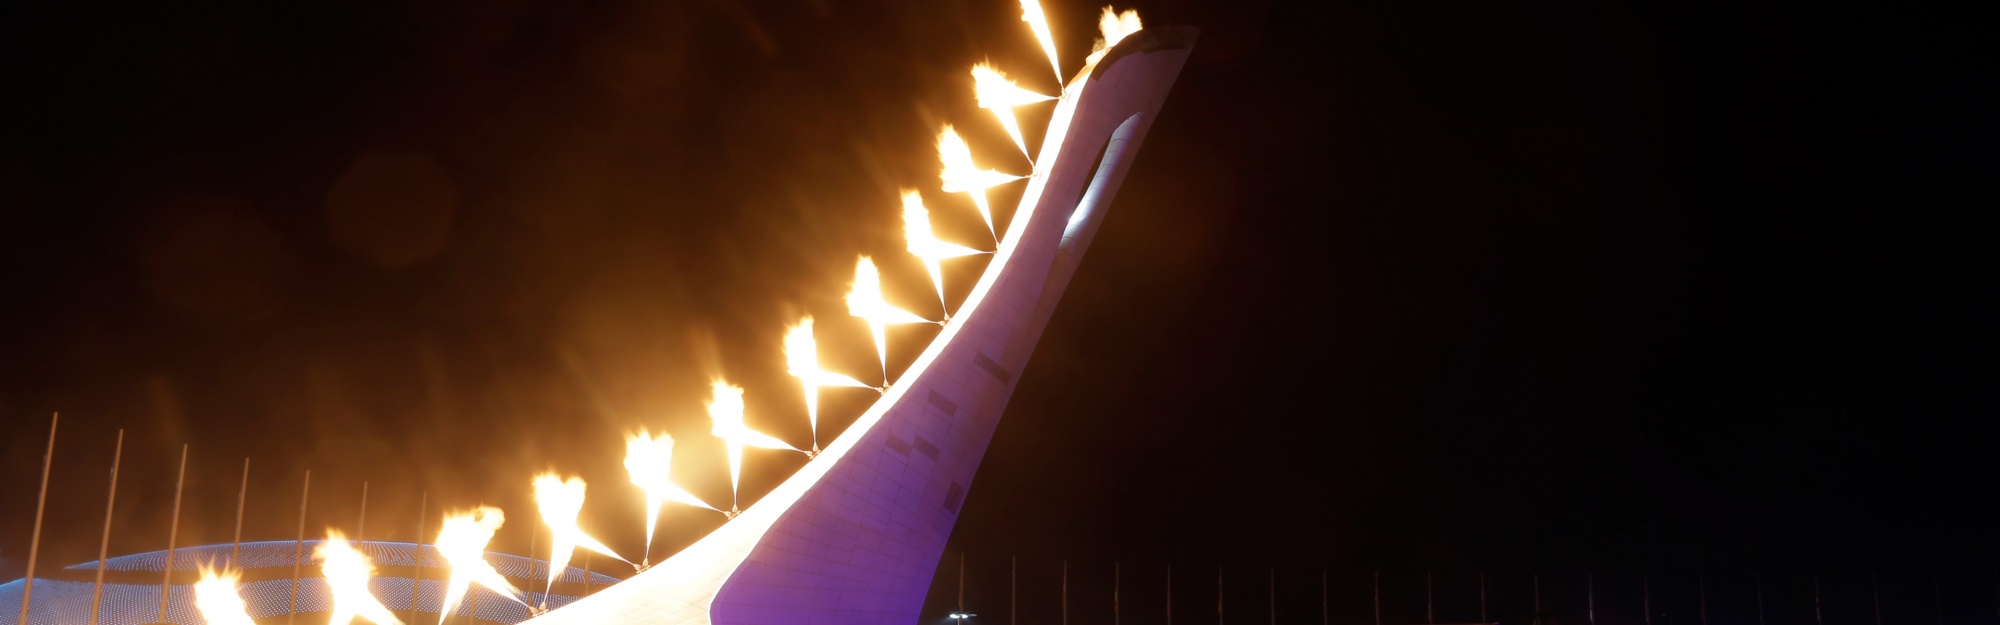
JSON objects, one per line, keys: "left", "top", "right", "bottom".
{"left": 232, "top": 458, "right": 249, "bottom": 568}
{"left": 16, "top": 414, "right": 58, "bottom": 625}
{"left": 89, "top": 428, "right": 123, "bottom": 625}
{"left": 412, "top": 491, "right": 426, "bottom": 625}
{"left": 289, "top": 470, "right": 312, "bottom": 625}
{"left": 157, "top": 444, "right": 188, "bottom": 624}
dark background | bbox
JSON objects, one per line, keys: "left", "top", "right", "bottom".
{"left": 1, "top": 0, "right": 1991, "bottom": 623}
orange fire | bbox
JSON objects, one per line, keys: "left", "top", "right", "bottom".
{"left": 625, "top": 429, "right": 721, "bottom": 564}
{"left": 316, "top": 530, "right": 403, "bottom": 625}
{"left": 845, "top": 256, "right": 936, "bottom": 383}
{"left": 1018, "top": 0, "right": 1064, "bottom": 83}
{"left": 972, "top": 63, "right": 1055, "bottom": 160}
{"left": 707, "top": 380, "right": 803, "bottom": 513}
{"left": 192, "top": 566, "right": 256, "bottom": 625}
{"left": 1086, "top": 7, "right": 1144, "bottom": 67}
{"left": 939, "top": 124, "right": 1025, "bottom": 239}
{"left": 784, "top": 316, "right": 875, "bottom": 452}
{"left": 436, "top": 506, "right": 525, "bottom": 617}
{"left": 902, "top": 190, "right": 983, "bottom": 314}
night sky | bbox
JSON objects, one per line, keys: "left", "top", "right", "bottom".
{"left": 1, "top": 1, "right": 1991, "bottom": 624}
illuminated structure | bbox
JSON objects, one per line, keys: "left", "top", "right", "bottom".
{"left": 521, "top": 25, "right": 1197, "bottom": 625}
{"left": 1, "top": 20, "right": 1193, "bottom": 625}
{"left": 0, "top": 541, "right": 618, "bottom": 624}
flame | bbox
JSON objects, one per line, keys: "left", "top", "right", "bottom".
{"left": 845, "top": 256, "right": 935, "bottom": 383}
{"left": 316, "top": 530, "right": 403, "bottom": 625}
{"left": 1018, "top": 0, "right": 1063, "bottom": 83}
{"left": 435, "top": 506, "right": 525, "bottom": 617}
{"left": 624, "top": 430, "right": 721, "bottom": 561}
{"left": 1086, "top": 7, "right": 1144, "bottom": 66}
{"left": 939, "top": 125, "right": 1025, "bottom": 239}
{"left": 784, "top": 317, "right": 874, "bottom": 452}
{"left": 707, "top": 380, "right": 801, "bottom": 512}
{"left": 193, "top": 566, "right": 256, "bottom": 625}
{"left": 972, "top": 63, "right": 1056, "bottom": 160}
{"left": 534, "top": 473, "right": 631, "bottom": 603}
{"left": 902, "top": 190, "right": 983, "bottom": 313}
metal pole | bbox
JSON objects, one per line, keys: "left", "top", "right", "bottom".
{"left": 358, "top": 481, "right": 369, "bottom": 543}
{"left": 960, "top": 553, "right": 967, "bottom": 614}
{"left": 1700, "top": 574, "right": 1708, "bottom": 625}
{"left": 1757, "top": 575, "right": 1766, "bottom": 625}
{"left": 18, "top": 414, "right": 58, "bottom": 625}
{"left": 158, "top": 444, "right": 188, "bottom": 624}
{"left": 289, "top": 470, "right": 312, "bottom": 625}
{"left": 412, "top": 491, "right": 426, "bottom": 625}
{"left": 1588, "top": 573, "right": 1595, "bottom": 625}
{"left": 1814, "top": 574, "right": 1823, "bottom": 625}
{"left": 232, "top": 458, "right": 249, "bottom": 568}
{"left": 89, "top": 428, "right": 123, "bottom": 625}
{"left": 1872, "top": 573, "right": 1882, "bottom": 625}
{"left": 1372, "top": 572, "right": 1379, "bottom": 625}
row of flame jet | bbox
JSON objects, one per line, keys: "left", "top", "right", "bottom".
{"left": 187, "top": 3, "right": 1145, "bottom": 624}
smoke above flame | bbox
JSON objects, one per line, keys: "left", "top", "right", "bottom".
{"left": 939, "top": 125, "right": 1025, "bottom": 239}
{"left": 193, "top": 566, "right": 257, "bottom": 625}
{"left": 902, "top": 190, "right": 983, "bottom": 314}
{"left": 435, "top": 506, "right": 525, "bottom": 617}
{"left": 972, "top": 63, "right": 1056, "bottom": 160}
{"left": 316, "top": 530, "right": 403, "bottom": 625}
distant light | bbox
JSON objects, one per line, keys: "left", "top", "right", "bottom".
{"left": 950, "top": 613, "right": 978, "bottom": 620}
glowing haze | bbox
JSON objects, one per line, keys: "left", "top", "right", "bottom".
{"left": 939, "top": 124, "right": 1026, "bottom": 239}
{"left": 316, "top": 531, "right": 404, "bottom": 625}
{"left": 972, "top": 63, "right": 1056, "bottom": 160}
{"left": 707, "top": 380, "right": 803, "bottom": 512}
{"left": 784, "top": 316, "right": 875, "bottom": 452}
{"left": 901, "top": 190, "right": 983, "bottom": 314}
{"left": 436, "top": 506, "right": 526, "bottom": 617}
{"left": 624, "top": 429, "right": 721, "bottom": 563}
{"left": 193, "top": 566, "right": 257, "bottom": 625}
{"left": 845, "top": 256, "right": 935, "bottom": 383}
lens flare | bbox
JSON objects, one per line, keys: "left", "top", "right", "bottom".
{"left": 1018, "top": 0, "right": 1063, "bottom": 83}
{"left": 902, "top": 190, "right": 984, "bottom": 314}
{"left": 707, "top": 380, "right": 803, "bottom": 513}
{"left": 939, "top": 125, "right": 1026, "bottom": 239}
{"left": 316, "top": 530, "right": 403, "bottom": 625}
{"left": 435, "top": 506, "right": 525, "bottom": 617}
{"left": 845, "top": 256, "right": 936, "bottom": 383}
{"left": 1086, "top": 7, "right": 1145, "bottom": 67}
{"left": 784, "top": 317, "right": 876, "bottom": 452}
{"left": 624, "top": 430, "right": 722, "bottom": 564}
{"left": 533, "top": 473, "right": 632, "bottom": 603}
{"left": 972, "top": 63, "right": 1056, "bottom": 161}
{"left": 193, "top": 566, "right": 256, "bottom": 625}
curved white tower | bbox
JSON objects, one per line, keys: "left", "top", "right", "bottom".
{"left": 520, "top": 25, "right": 1199, "bottom": 625}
